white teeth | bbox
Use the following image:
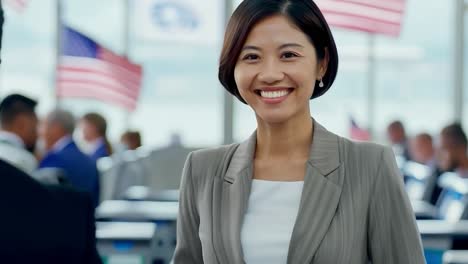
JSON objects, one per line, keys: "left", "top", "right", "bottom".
{"left": 260, "top": 90, "right": 289, "bottom": 98}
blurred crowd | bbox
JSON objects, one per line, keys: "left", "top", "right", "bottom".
{"left": 0, "top": 93, "right": 142, "bottom": 207}
{"left": 386, "top": 119, "right": 468, "bottom": 206}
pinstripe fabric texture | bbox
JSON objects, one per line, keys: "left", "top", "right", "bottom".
{"left": 173, "top": 120, "right": 426, "bottom": 264}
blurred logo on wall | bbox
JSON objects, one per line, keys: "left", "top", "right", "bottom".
{"left": 134, "top": 0, "right": 222, "bottom": 44}
{"left": 150, "top": 1, "right": 199, "bottom": 32}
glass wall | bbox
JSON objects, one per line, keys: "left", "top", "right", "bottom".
{"left": 1, "top": 0, "right": 224, "bottom": 148}
{"left": 373, "top": 0, "right": 454, "bottom": 141}
{"left": 462, "top": 9, "right": 468, "bottom": 134}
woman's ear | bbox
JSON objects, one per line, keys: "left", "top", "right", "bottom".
{"left": 317, "top": 47, "right": 330, "bottom": 79}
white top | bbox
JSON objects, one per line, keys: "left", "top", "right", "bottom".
{"left": 0, "top": 131, "right": 37, "bottom": 174}
{"left": 241, "top": 179, "right": 304, "bottom": 264}
{"left": 0, "top": 131, "right": 25, "bottom": 148}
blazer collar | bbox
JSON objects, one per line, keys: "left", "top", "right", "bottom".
{"left": 224, "top": 118, "right": 340, "bottom": 183}
{"left": 220, "top": 118, "right": 343, "bottom": 263}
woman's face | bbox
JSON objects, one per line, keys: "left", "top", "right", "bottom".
{"left": 234, "top": 15, "right": 328, "bottom": 124}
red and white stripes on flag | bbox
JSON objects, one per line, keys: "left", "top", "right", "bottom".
{"left": 315, "top": 0, "right": 406, "bottom": 37}
{"left": 56, "top": 26, "right": 143, "bottom": 111}
{"left": 2, "top": 0, "right": 29, "bottom": 13}
{"left": 57, "top": 54, "right": 142, "bottom": 111}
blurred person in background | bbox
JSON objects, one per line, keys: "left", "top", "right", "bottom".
{"left": 120, "top": 130, "right": 142, "bottom": 150}
{"left": 0, "top": 94, "right": 38, "bottom": 173}
{"left": 79, "top": 112, "right": 112, "bottom": 161}
{"left": 174, "top": 0, "right": 424, "bottom": 263}
{"left": 387, "top": 120, "right": 411, "bottom": 161}
{"left": 410, "top": 133, "right": 444, "bottom": 205}
{"left": 0, "top": 4, "right": 101, "bottom": 263}
{"left": 438, "top": 123, "right": 468, "bottom": 178}
{"left": 39, "top": 109, "right": 100, "bottom": 207}
{"left": 439, "top": 123, "right": 468, "bottom": 250}
{"left": 410, "top": 133, "right": 437, "bottom": 166}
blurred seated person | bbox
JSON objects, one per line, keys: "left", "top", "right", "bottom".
{"left": 120, "top": 130, "right": 142, "bottom": 150}
{"left": 39, "top": 109, "right": 100, "bottom": 207}
{"left": 438, "top": 123, "right": 468, "bottom": 178}
{"left": 440, "top": 124, "right": 468, "bottom": 250}
{"left": 0, "top": 5, "right": 101, "bottom": 263}
{"left": 410, "top": 133, "right": 436, "bottom": 166}
{"left": 409, "top": 133, "right": 444, "bottom": 204}
{"left": 0, "top": 94, "right": 38, "bottom": 173}
{"left": 79, "top": 112, "right": 112, "bottom": 161}
{"left": 387, "top": 120, "right": 411, "bottom": 161}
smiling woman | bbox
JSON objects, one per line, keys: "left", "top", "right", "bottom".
{"left": 233, "top": 15, "right": 328, "bottom": 124}
{"left": 174, "top": 0, "right": 425, "bottom": 263}
{"left": 219, "top": 0, "right": 338, "bottom": 104}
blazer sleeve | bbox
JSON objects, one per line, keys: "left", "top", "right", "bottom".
{"left": 367, "top": 147, "right": 426, "bottom": 264}
{"left": 173, "top": 152, "right": 204, "bottom": 264}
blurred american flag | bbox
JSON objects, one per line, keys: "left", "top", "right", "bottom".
{"left": 350, "top": 117, "right": 370, "bottom": 141}
{"left": 316, "top": 0, "right": 406, "bottom": 37}
{"left": 2, "top": 0, "right": 29, "bottom": 13}
{"left": 57, "top": 26, "right": 143, "bottom": 111}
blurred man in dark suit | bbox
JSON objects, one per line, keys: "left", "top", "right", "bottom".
{"left": 438, "top": 123, "right": 468, "bottom": 178}
{"left": 387, "top": 120, "right": 412, "bottom": 161}
{"left": 0, "top": 4, "right": 102, "bottom": 263}
{"left": 0, "top": 93, "right": 39, "bottom": 173}
{"left": 410, "top": 133, "right": 444, "bottom": 205}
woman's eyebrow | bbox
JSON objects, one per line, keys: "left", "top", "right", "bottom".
{"left": 241, "top": 43, "right": 304, "bottom": 52}
{"left": 278, "top": 43, "right": 304, "bottom": 49}
{"left": 241, "top": 45, "right": 261, "bottom": 51}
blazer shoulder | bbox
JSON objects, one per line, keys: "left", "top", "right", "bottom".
{"left": 187, "top": 143, "right": 240, "bottom": 184}
{"left": 190, "top": 143, "right": 239, "bottom": 165}
{"left": 339, "top": 136, "right": 389, "bottom": 162}
{"left": 338, "top": 137, "right": 394, "bottom": 180}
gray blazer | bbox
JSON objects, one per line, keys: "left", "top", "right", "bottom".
{"left": 173, "top": 120, "right": 425, "bottom": 264}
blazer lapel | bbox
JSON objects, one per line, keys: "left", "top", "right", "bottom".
{"left": 217, "top": 132, "right": 256, "bottom": 264}
{"left": 217, "top": 120, "right": 343, "bottom": 264}
{"left": 287, "top": 120, "right": 343, "bottom": 264}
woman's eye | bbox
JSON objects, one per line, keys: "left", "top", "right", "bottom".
{"left": 281, "top": 52, "right": 298, "bottom": 59}
{"left": 242, "top": 54, "right": 259, "bottom": 61}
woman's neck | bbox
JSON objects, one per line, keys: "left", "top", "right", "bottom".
{"left": 255, "top": 113, "right": 313, "bottom": 161}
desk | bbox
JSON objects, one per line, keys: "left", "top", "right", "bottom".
{"left": 96, "top": 201, "right": 179, "bottom": 264}
{"left": 96, "top": 222, "right": 156, "bottom": 264}
{"left": 412, "top": 200, "right": 438, "bottom": 219}
{"left": 443, "top": 250, "right": 468, "bottom": 264}
{"left": 96, "top": 200, "right": 178, "bottom": 221}
{"left": 418, "top": 220, "right": 468, "bottom": 251}
{"left": 124, "top": 186, "right": 179, "bottom": 202}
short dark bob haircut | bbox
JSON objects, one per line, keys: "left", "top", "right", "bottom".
{"left": 219, "top": 0, "right": 338, "bottom": 104}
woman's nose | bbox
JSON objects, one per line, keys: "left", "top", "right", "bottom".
{"left": 257, "top": 59, "right": 285, "bottom": 84}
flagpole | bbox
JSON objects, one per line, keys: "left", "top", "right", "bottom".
{"left": 223, "top": 0, "right": 234, "bottom": 144}
{"left": 55, "top": 0, "right": 62, "bottom": 108}
{"left": 123, "top": 0, "right": 131, "bottom": 130}
{"left": 367, "top": 33, "right": 376, "bottom": 140}
{"left": 453, "top": 0, "right": 465, "bottom": 123}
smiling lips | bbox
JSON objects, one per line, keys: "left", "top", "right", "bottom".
{"left": 255, "top": 88, "right": 293, "bottom": 104}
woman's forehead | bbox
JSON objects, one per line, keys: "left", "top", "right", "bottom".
{"left": 243, "top": 15, "right": 311, "bottom": 48}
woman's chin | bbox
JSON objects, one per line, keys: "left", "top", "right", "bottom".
{"left": 255, "top": 111, "right": 292, "bottom": 125}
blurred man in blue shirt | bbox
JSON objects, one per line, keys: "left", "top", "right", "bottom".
{"left": 39, "top": 109, "right": 100, "bottom": 206}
